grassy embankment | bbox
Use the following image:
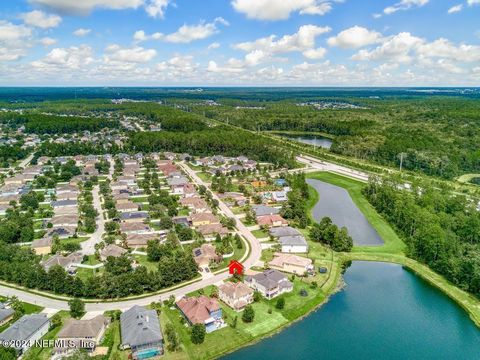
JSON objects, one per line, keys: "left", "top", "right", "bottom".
{"left": 306, "top": 170, "right": 480, "bottom": 328}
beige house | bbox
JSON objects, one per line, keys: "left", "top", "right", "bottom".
{"left": 192, "top": 244, "right": 222, "bottom": 267}
{"left": 268, "top": 253, "right": 313, "bottom": 276}
{"left": 116, "top": 201, "right": 139, "bottom": 213}
{"left": 100, "top": 244, "right": 128, "bottom": 261}
{"left": 55, "top": 315, "right": 110, "bottom": 357}
{"left": 31, "top": 237, "right": 53, "bottom": 255}
{"left": 218, "top": 282, "right": 254, "bottom": 311}
{"left": 190, "top": 212, "right": 220, "bottom": 227}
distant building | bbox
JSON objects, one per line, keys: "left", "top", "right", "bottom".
{"left": 192, "top": 244, "right": 222, "bottom": 268}
{"left": 31, "top": 237, "right": 53, "bottom": 255}
{"left": 278, "top": 235, "right": 309, "bottom": 253}
{"left": 0, "top": 307, "right": 14, "bottom": 326}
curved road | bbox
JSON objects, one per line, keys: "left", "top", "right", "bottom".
{"left": 0, "top": 162, "right": 262, "bottom": 311}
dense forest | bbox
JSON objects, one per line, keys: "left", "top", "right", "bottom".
{"left": 0, "top": 111, "right": 119, "bottom": 134}
{"left": 193, "top": 98, "right": 480, "bottom": 179}
{"left": 363, "top": 177, "right": 480, "bottom": 297}
{"left": 127, "top": 128, "right": 296, "bottom": 168}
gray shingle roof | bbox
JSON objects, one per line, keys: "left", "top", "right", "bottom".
{"left": 246, "top": 269, "right": 291, "bottom": 290}
{"left": 120, "top": 306, "right": 162, "bottom": 348}
{"left": 0, "top": 308, "right": 14, "bottom": 323}
{"left": 0, "top": 314, "right": 49, "bottom": 343}
{"left": 269, "top": 226, "right": 301, "bottom": 238}
{"left": 253, "top": 205, "right": 280, "bottom": 217}
{"left": 279, "top": 235, "right": 308, "bottom": 247}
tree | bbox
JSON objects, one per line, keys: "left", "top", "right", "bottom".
{"left": 50, "top": 313, "right": 63, "bottom": 329}
{"left": 190, "top": 324, "right": 206, "bottom": 344}
{"left": 165, "top": 323, "right": 180, "bottom": 351}
{"left": 69, "top": 298, "right": 85, "bottom": 319}
{"left": 242, "top": 305, "right": 255, "bottom": 323}
{"left": 275, "top": 297, "right": 285, "bottom": 310}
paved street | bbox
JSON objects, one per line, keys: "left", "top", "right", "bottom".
{"left": 80, "top": 184, "right": 105, "bottom": 256}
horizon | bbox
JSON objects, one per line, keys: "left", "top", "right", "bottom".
{"left": 0, "top": 0, "right": 479, "bottom": 86}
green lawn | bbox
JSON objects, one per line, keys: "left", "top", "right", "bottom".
{"left": 133, "top": 254, "right": 159, "bottom": 272}
{"left": 178, "top": 208, "right": 190, "bottom": 216}
{"left": 306, "top": 171, "right": 406, "bottom": 255}
{"left": 196, "top": 172, "right": 212, "bottom": 182}
{"left": 251, "top": 229, "right": 269, "bottom": 239}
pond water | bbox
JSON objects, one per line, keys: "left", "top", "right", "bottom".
{"left": 282, "top": 134, "right": 333, "bottom": 149}
{"left": 306, "top": 178, "right": 383, "bottom": 246}
{"left": 224, "top": 262, "right": 480, "bottom": 360}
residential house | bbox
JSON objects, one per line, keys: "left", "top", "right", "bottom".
{"left": 100, "top": 244, "right": 128, "bottom": 261}
{"left": 251, "top": 180, "right": 267, "bottom": 188}
{"left": 192, "top": 244, "right": 222, "bottom": 267}
{"left": 56, "top": 184, "right": 78, "bottom": 194}
{"left": 218, "top": 282, "right": 254, "bottom": 311}
{"left": 120, "top": 222, "right": 151, "bottom": 234}
{"left": 111, "top": 181, "right": 129, "bottom": 191}
{"left": 244, "top": 269, "right": 293, "bottom": 299}
{"left": 51, "top": 214, "right": 79, "bottom": 228}
{"left": 176, "top": 296, "right": 224, "bottom": 333}
{"left": 117, "top": 176, "right": 136, "bottom": 185}
{"left": 180, "top": 197, "right": 209, "bottom": 213}
{"left": 116, "top": 201, "right": 139, "bottom": 213}
{"left": 42, "top": 252, "right": 83, "bottom": 271}
{"left": 0, "top": 307, "right": 14, "bottom": 326}
{"left": 0, "top": 314, "right": 50, "bottom": 355}
{"left": 31, "top": 237, "right": 53, "bottom": 255}
{"left": 190, "top": 212, "right": 220, "bottom": 227}
{"left": 55, "top": 315, "right": 110, "bottom": 357}
{"left": 268, "top": 253, "right": 313, "bottom": 275}
{"left": 253, "top": 205, "right": 280, "bottom": 217}
{"left": 48, "top": 226, "right": 76, "bottom": 239}
{"left": 51, "top": 200, "right": 77, "bottom": 209}
{"left": 56, "top": 191, "right": 78, "bottom": 201}
{"left": 120, "top": 211, "right": 149, "bottom": 223}
{"left": 126, "top": 233, "right": 159, "bottom": 247}
{"left": 278, "top": 235, "right": 309, "bottom": 253}
{"left": 272, "top": 190, "right": 288, "bottom": 202}
{"left": 269, "top": 226, "right": 301, "bottom": 238}
{"left": 197, "top": 224, "right": 230, "bottom": 239}
{"left": 256, "top": 214, "right": 288, "bottom": 228}
{"left": 120, "top": 306, "right": 163, "bottom": 360}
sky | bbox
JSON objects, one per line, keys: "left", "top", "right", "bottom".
{"left": 0, "top": 0, "right": 479, "bottom": 86}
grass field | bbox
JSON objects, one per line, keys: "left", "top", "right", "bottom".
{"left": 251, "top": 229, "right": 269, "bottom": 239}
{"left": 306, "top": 171, "right": 406, "bottom": 255}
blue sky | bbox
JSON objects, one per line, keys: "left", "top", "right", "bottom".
{"left": 0, "top": 0, "right": 479, "bottom": 86}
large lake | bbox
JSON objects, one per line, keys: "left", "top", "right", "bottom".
{"left": 282, "top": 134, "right": 333, "bottom": 149}
{"left": 224, "top": 262, "right": 480, "bottom": 360}
{"left": 306, "top": 178, "right": 383, "bottom": 246}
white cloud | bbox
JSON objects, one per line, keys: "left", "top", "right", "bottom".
{"left": 208, "top": 42, "right": 220, "bottom": 49}
{"left": 29, "top": 0, "right": 170, "bottom": 18}
{"left": 327, "top": 26, "right": 382, "bottom": 49}
{"left": 31, "top": 45, "right": 94, "bottom": 69}
{"left": 135, "top": 18, "right": 228, "bottom": 44}
{"left": 416, "top": 38, "right": 480, "bottom": 62}
{"left": 157, "top": 55, "right": 199, "bottom": 79}
{"left": 231, "top": 0, "right": 333, "bottom": 20}
{"left": 40, "top": 37, "right": 57, "bottom": 46}
{"left": 73, "top": 28, "right": 91, "bottom": 36}
{"left": 0, "top": 21, "right": 32, "bottom": 61}
{"left": 467, "top": 0, "right": 480, "bottom": 5}
{"left": 104, "top": 44, "right": 156, "bottom": 63}
{"left": 384, "top": 0, "right": 429, "bottom": 15}
{"left": 352, "top": 32, "right": 423, "bottom": 63}
{"left": 303, "top": 47, "right": 327, "bottom": 59}
{"left": 21, "top": 10, "right": 61, "bottom": 29}
{"left": 145, "top": 0, "right": 170, "bottom": 18}
{"left": 234, "top": 25, "right": 331, "bottom": 54}
{"left": 448, "top": 4, "right": 463, "bottom": 13}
